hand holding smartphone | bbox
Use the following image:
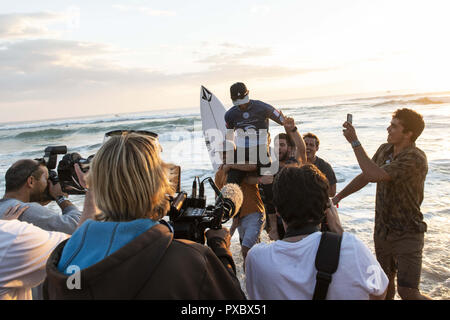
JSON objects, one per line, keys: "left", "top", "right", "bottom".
{"left": 347, "top": 113, "right": 353, "bottom": 125}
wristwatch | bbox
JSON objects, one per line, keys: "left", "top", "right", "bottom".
{"left": 351, "top": 140, "right": 361, "bottom": 148}
{"left": 291, "top": 126, "right": 298, "bottom": 132}
{"left": 56, "top": 195, "right": 68, "bottom": 206}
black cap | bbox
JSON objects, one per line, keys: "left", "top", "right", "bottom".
{"left": 230, "top": 82, "right": 249, "bottom": 101}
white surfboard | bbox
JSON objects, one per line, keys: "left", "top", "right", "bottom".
{"left": 200, "top": 86, "right": 227, "bottom": 171}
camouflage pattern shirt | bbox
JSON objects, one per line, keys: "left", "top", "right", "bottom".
{"left": 372, "top": 143, "right": 428, "bottom": 235}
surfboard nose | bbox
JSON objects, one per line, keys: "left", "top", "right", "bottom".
{"left": 201, "top": 86, "right": 212, "bottom": 102}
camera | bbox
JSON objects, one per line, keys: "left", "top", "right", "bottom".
{"left": 167, "top": 177, "right": 242, "bottom": 244}
{"left": 57, "top": 152, "right": 94, "bottom": 194}
{"left": 37, "top": 146, "right": 94, "bottom": 195}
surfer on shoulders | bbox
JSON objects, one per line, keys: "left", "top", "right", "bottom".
{"left": 224, "top": 82, "right": 286, "bottom": 185}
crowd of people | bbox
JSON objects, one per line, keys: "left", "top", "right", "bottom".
{"left": 0, "top": 82, "right": 431, "bottom": 300}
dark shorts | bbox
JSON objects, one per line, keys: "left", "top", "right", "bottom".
{"left": 374, "top": 231, "right": 424, "bottom": 289}
{"left": 226, "top": 146, "right": 272, "bottom": 185}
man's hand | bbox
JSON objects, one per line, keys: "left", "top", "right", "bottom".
{"left": 331, "top": 195, "right": 341, "bottom": 206}
{"left": 206, "top": 227, "right": 231, "bottom": 249}
{"left": 343, "top": 121, "right": 358, "bottom": 144}
{"left": 283, "top": 117, "right": 296, "bottom": 132}
{"left": 325, "top": 200, "right": 344, "bottom": 235}
{"left": 258, "top": 175, "right": 274, "bottom": 185}
{"left": 48, "top": 180, "right": 67, "bottom": 200}
{"left": 74, "top": 163, "right": 88, "bottom": 189}
{"left": 1, "top": 204, "right": 29, "bottom": 220}
{"left": 219, "top": 164, "right": 231, "bottom": 174}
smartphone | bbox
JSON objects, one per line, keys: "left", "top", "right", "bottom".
{"left": 347, "top": 113, "right": 353, "bottom": 124}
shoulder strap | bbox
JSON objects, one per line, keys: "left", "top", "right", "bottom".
{"left": 313, "top": 231, "right": 343, "bottom": 300}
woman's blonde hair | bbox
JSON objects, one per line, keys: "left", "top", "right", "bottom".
{"left": 88, "top": 133, "right": 173, "bottom": 221}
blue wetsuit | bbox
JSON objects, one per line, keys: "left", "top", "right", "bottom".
{"left": 225, "top": 100, "right": 284, "bottom": 134}
{"left": 224, "top": 100, "right": 284, "bottom": 183}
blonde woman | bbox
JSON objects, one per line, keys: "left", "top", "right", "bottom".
{"left": 44, "top": 132, "right": 245, "bottom": 299}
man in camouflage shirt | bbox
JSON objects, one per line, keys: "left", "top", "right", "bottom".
{"left": 333, "top": 108, "right": 430, "bottom": 300}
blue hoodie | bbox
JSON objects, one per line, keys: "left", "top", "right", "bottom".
{"left": 57, "top": 219, "right": 158, "bottom": 274}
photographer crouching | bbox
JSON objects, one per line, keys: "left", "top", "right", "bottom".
{"left": 44, "top": 132, "right": 246, "bottom": 299}
{"left": 0, "top": 159, "right": 81, "bottom": 234}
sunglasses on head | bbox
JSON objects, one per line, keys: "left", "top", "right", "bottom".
{"left": 103, "top": 130, "right": 162, "bottom": 151}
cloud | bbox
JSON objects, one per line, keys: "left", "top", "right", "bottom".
{"left": 0, "top": 39, "right": 164, "bottom": 100}
{"left": 193, "top": 46, "right": 330, "bottom": 82}
{"left": 0, "top": 10, "right": 79, "bottom": 39}
{"left": 196, "top": 47, "right": 273, "bottom": 64}
{"left": 0, "top": 37, "right": 331, "bottom": 105}
{"left": 112, "top": 4, "right": 176, "bottom": 17}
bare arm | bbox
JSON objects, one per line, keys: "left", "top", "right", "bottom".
{"left": 284, "top": 117, "right": 307, "bottom": 165}
{"left": 328, "top": 184, "right": 336, "bottom": 198}
{"left": 343, "top": 122, "right": 390, "bottom": 183}
{"left": 74, "top": 164, "right": 99, "bottom": 226}
{"left": 325, "top": 200, "right": 343, "bottom": 235}
{"left": 48, "top": 180, "right": 76, "bottom": 211}
{"left": 78, "top": 190, "right": 99, "bottom": 226}
{"left": 332, "top": 173, "right": 369, "bottom": 205}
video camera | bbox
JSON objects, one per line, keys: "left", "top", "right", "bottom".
{"left": 36, "top": 146, "right": 94, "bottom": 195}
{"left": 168, "top": 177, "right": 243, "bottom": 244}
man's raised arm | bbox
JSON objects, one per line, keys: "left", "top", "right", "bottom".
{"left": 284, "top": 117, "right": 307, "bottom": 165}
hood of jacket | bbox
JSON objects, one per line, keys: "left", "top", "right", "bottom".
{"left": 44, "top": 223, "right": 173, "bottom": 299}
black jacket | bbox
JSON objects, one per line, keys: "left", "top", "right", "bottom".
{"left": 44, "top": 223, "right": 246, "bottom": 299}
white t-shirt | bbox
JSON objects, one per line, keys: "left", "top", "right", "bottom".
{"left": 245, "top": 232, "right": 389, "bottom": 300}
{"left": 0, "top": 220, "right": 69, "bottom": 300}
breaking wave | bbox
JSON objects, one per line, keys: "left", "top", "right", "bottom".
{"left": 373, "top": 97, "right": 449, "bottom": 107}
{"left": 7, "top": 116, "right": 201, "bottom": 141}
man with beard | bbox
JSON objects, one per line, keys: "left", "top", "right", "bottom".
{"left": 0, "top": 159, "right": 81, "bottom": 235}
{"left": 303, "top": 133, "right": 337, "bottom": 197}
{"left": 258, "top": 117, "right": 307, "bottom": 240}
{"left": 333, "top": 108, "right": 430, "bottom": 300}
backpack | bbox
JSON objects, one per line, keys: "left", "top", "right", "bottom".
{"left": 313, "top": 232, "right": 343, "bottom": 300}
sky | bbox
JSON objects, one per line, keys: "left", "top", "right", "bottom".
{"left": 1, "top": 0, "right": 450, "bottom": 122}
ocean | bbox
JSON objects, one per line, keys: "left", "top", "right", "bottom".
{"left": 0, "top": 91, "right": 449, "bottom": 299}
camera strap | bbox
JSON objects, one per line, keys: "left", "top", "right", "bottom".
{"left": 158, "top": 219, "right": 174, "bottom": 233}
{"left": 313, "top": 231, "right": 342, "bottom": 300}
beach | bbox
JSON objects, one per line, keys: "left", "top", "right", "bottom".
{"left": 0, "top": 91, "right": 449, "bottom": 299}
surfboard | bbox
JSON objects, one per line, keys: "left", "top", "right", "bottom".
{"left": 200, "top": 86, "right": 227, "bottom": 171}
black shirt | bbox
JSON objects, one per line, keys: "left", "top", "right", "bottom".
{"left": 313, "top": 156, "right": 337, "bottom": 186}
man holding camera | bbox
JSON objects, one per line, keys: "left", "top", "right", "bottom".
{"left": 333, "top": 108, "right": 431, "bottom": 300}
{"left": 0, "top": 159, "right": 81, "bottom": 235}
